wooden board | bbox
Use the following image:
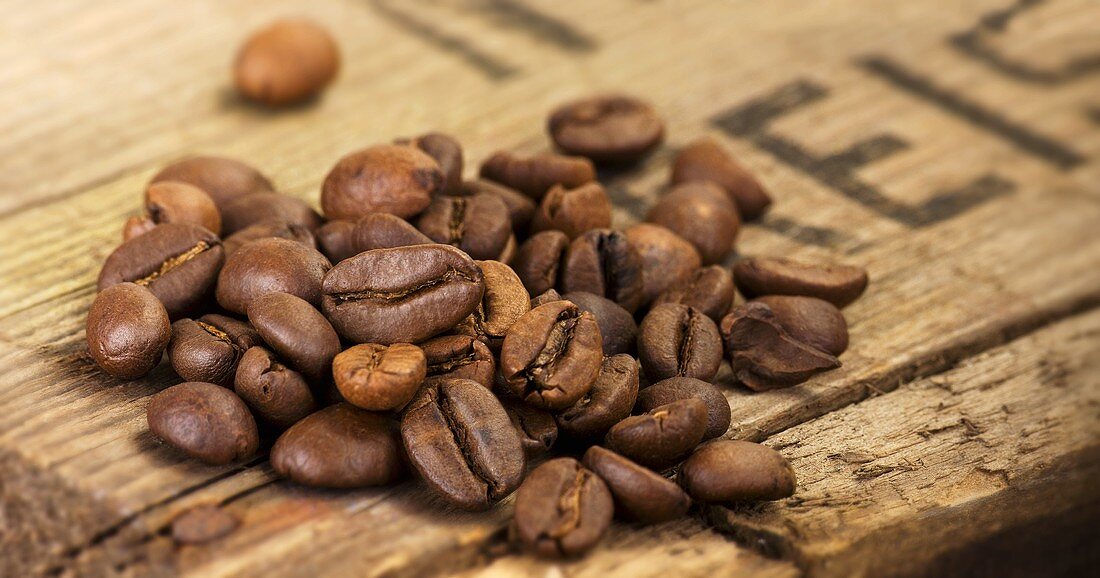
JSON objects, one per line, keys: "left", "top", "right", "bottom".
{"left": 1, "top": 0, "right": 1098, "bottom": 576}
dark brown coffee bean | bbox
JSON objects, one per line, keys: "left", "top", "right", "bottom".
{"left": 234, "top": 346, "right": 317, "bottom": 429}
{"left": 322, "top": 244, "right": 484, "bottom": 344}
{"left": 557, "top": 354, "right": 639, "bottom": 440}
{"left": 637, "top": 304, "right": 723, "bottom": 382}
{"left": 234, "top": 18, "right": 339, "bottom": 106}
{"left": 145, "top": 181, "right": 222, "bottom": 235}
{"left": 654, "top": 265, "right": 735, "bottom": 322}
{"left": 503, "top": 400, "right": 558, "bottom": 457}
{"left": 222, "top": 219, "right": 316, "bottom": 258}
{"left": 247, "top": 292, "right": 340, "bottom": 384}
{"left": 560, "top": 229, "right": 644, "bottom": 313}
{"left": 147, "top": 382, "right": 259, "bottom": 465}
{"left": 98, "top": 223, "right": 225, "bottom": 318}
{"left": 171, "top": 504, "right": 239, "bottom": 545}
{"left": 314, "top": 219, "right": 358, "bottom": 263}
{"left": 720, "top": 302, "right": 840, "bottom": 391}
{"left": 512, "top": 457, "right": 612, "bottom": 558}
{"left": 636, "top": 377, "right": 730, "bottom": 440}
{"left": 530, "top": 182, "right": 612, "bottom": 240}
{"left": 416, "top": 193, "right": 512, "bottom": 260}
{"left": 548, "top": 95, "right": 664, "bottom": 165}
{"left": 624, "top": 223, "right": 701, "bottom": 306}
{"left": 513, "top": 230, "right": 570, "bottom": 296}
{"left": 122, "top": 216, "right": 157, "bottom": 241}
{"left": 530, "top": 288, "right": 564, "bottom": 308}
{"left": 352, "top": 212, "right": 434, "bottom": 252}
{"left": 671, "top": 137, "right": 772, "bottom": 220}
{"left": 401, "top": 378, "right": 525, "bottom": 510}
{"left": 151, "top": 156, "right": 274, "bottom": 209}
{"left": 219, "top": 192, "right": 323, "bottom": 235}
{"left": 169, "top": 314, "right": 262, "bottom": 387}
{"left": 753, "top": 295, "right": 849, "bottom": 356}
{"left": 333, "top": 343, "right": 426, "bottom": 411}
{"left": 500, "top": 301, "right": 603, "bottom": 410}
{"left": 462, "top": 179, "right": 536, "bottom": 232}
{"left": 419, "top": 334, "right": 495, "bottom": 387}
{"left": 582, "top": 446, "right": 690, "bottom": 523}
{"left": 604, "top": 398, "right": 707, "bottom": 469}
{"left": 479, "top": 151, "right": 596, "bottom": 200}
{"left": 87, "top": 283, "right": 170, "bottom": 379}
{"left": 272, "top": 403, "right": 404, "bottom": 487}
{"left": 216, "top": 237, "right": 331, "bottom": 315}
{"left": 733, "top": 257, "right": 869, "bottom": 308}
{"left": 322, "top": 144, "right": 442, "bottom": 221}
{"left": 396, "top": 133, "right": 463, "bottom": 196}
{"left": 646, "top": 182, "right": 739, "bottom": 264}
{"left": 562, "top": 292, "right": 637, "bottom": 356}
{"left": 678, "top": 440, "right": 796, "bottom": 502}
{"left": 454, "top": 260, "right": 531, "bottom": 345}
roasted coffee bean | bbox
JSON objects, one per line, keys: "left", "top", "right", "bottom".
{"left": 500, "top": 301, "right": 603, "bottom": 410}
{"left": 333, "top": 343, "right": 427, "bottom": 411}
{"left": 513, "top": 230, "right": 570, "bottom": 296}
{"left": 511, "top": 457, "right": 613, "bottom": 558}
{"left": 671, "top": 137, "right": 772, "bottom": 220}
{"left": 479, "top": 151, "right": 595, "bottom": 200}
{"left": 624, "top": 223, "right": 701, "bottom": 305}
{"left": 454, "top": 260, "right": 531, "bottom": 345}
{"left": 563, "top": 292, "right": 637, "bottom": 356}
{"left": 498, "top": 233, "right": 518, "bottom": 264}
{"left": 222, "top": 219, "right": 316, "bottom": 257}
{"left": 557, "top": 354, "right": 639, "bottom": 440}
{"left": 416, "top": 193, "right": 512, "bottom": 260}
{"left": 503, "top": 400, "right": 558, "bottom": 457}
{"left": 322, "top": 244, "right": 484, "bottom": 344}
{"left": 234, "top": 346, "right": 317, "bottom": 429}
{"left": 462, "top": 179, "right": 536, "bottom": 232}
{"left": 271, "top": 403, "right": 404, "bottom": 488}
{"left": 753, "top": 295, "right": 849, "bottom": 356}
{"left": 581, "top": 446, "right": 690, "bottom": 524}
{"left": 720, "top": 302, "right": 840, "bottom": 391}
{"left": 678, "top": 440, "right": 796, "bottom": 502}
{"left": 216, "top": 237, "right": 331, "bottom": 315}
{"left": 321, "top": 144, "right": 442, "bottom": 221}
{"left": 654, "top": 265, "right": 735, "bottom": 322}
{"left": 636, "top": 377, "right": 730, "bottom": 440}
{"left": 247, "top": 292, "right": 340, "bottom": 384}
{"left": 604, "top": 398, "right": 707, "bottom": 469}
{"left": 219, "top": 192, "right": 324, "bottom": 235}
{"left": 151, "top": 156, "right": 274, "bottom": 209}
{"left": 98, "top": 223, "right": 225, "bottom": 318}
{"left": 733, "top": 257, "right": 869, "bottom": 308}
{"left": 530, "top": 288, "right": 564, "bottom": 308}
{"left": 87, "top": 283, "right": 170, "bottom": 379}
{"left": 646, "top": 182, "right": 739, "bottom": 264}
{"left": 396, "top": 133, "right": 463, "bottom": 196}
{"left": 147, "top": 382, "right": 259, "bottom": 465}
{"left": 401, "top": 378, "right": 525, "bottom": 510}
{"left": 352, "top": 212, "right": 434, "bottom": 252}
{"left": 171, "top": 504, "right": 239, "bottom": 545}
{"left": 637, "top": 304, "right": 723, "bottom": 382}
{"left": 314, "top": 219, "right": 358, "bottom": 263}
{"left": 234, "top": 18, "right": 339, "bottom": 106}
{"left": 145, "top": 181, "right": 222, "bottom": 235}
{"left": 560, "top": 229, "right": 644, "bottom": 313}
{"left": 420, "top": 334, "right": 495, "bottom": 387}
{"left": 122, "top": 215, "right": 157, "bottom": 241}
{"left": 169, "top": 314, "right": 262, "bottom": 387}
{"left": 530, "top": 182, "right": 612, "bottom": 240}
{"left": 548, "top": 95, "right": 664, "bottom": 165}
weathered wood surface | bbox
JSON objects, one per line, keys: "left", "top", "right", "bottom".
{"left": 1, "top": 0, "right": 1098, "bottom": 576}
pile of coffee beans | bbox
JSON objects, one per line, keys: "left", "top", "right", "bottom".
{"left": 86, "top": 93, "right": 867, "bottom": 557}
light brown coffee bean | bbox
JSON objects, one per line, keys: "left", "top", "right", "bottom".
{"left": 145, "top": 181, "right": 222, "bottom": 235}
{"left": 646, "top": 182, "right": 739, "bottom": 264}
{"left": 671, "top": 137, "right": 772, "bottom": 220}
{"left": 530, "top": 182, "right": 612, "bottom": 239}
{"left": 234, "top": 18, "right": 340, "bottom": 106}
{"left": 333, "top": 343, "right": 427, "bottom": 411}
{"left": 678, "top": 440, "right": 796, "bottom": 502}
{"left": 321, "top": 144, "right": 442, "bottom": 221}
{"left": 624, "top": 223, "right": 701, "bottom": 305}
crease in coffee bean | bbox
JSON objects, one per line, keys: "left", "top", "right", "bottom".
{"left": 330, "top": 267, "right": 476, "bottom": 303}
{"left": 437, "top": 388, "right": 496, "bottom": 501}
{"left": 676, "top": 310, "right": 696, "bottom": 376}
{"left": 447, "top": 198, "right": 468, "bottom": 244}
{"left": 428, "top": 351, "right": 478, "bottom": 375}
{"left": 541, "top": 468, "right": 589, "bottom": 554}
{"left": 134, "top": 241, "right": 213, "bottom": 287}
{"left": 522, "top": 311, "right": 579, "bottom": 399}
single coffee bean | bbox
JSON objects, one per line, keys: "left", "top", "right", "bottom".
{"left": 333, "top": 343, "right": 427, "bottom": 411}
{"left": 720, "top": 302, "right": 840, "bottom": 391}
{"left": 636, "top": 377, "right": 731, "bottom": 440}
{"left": 548, "top": 95, "right": 664, "bottom": 165}
{"left": 322, "top": 244, "right": 484, "bottom": 344}
{"left": 560, "top": 229, "right": 644, "bottom": 313}
{"left": 419, "top": 335, "right": 496, "bottom": 387}
{"left": 98, "top": 223, "right": 225, "bottom": 318}
{"left": 122, "top": 215, "right": 157, "bottom": 241}
{"left": 479, "top": 151, "right": 596, "bottom": 200}
{"left": 454, "top": 260, "right": 531, "bottom": 346}
{"left": 271, "top": 403, "right": 404, "bottom": 488}
{"left": 171, "top": 504, "right": 239, "bottom": 545}
{"left": 503, "top": 400, "right": 558, "bottom": 457}
{"left": 396, "top": 133, "right": 464, "bottom": 196}
{"left": 500, "top": 301, "right": 603, "bottom": 410}
{"left": 530, "top": 288, "right": 564, "bottom": 308}
{"left": 733, "top": 256, "right": 869, "bottom": 308}
{"left": 234, "top": 18, "right": 340, "bottom": 106}
{"left": 562, "top": 292, "right": 638, "bottom": 356}
{"left": 314, "top": 219, "right": 358, "bottom": 263}
{"left": 416, "top": 193, "right": 512, "bottom": 260}
{"left": 401, "top": 378, "right": 525, "bottom": 510}
{"left": 222, "top": 219, "right": 316, "bottom": 258}
{"left": 219, "top": 192, "right": 324, "bottom": 235}
{"left": 169, "top": 314, "right": 263, "bottom": 387}
{"left": 145, "top": 181, "right": 222, "bottom": 235}
{"left": 151, "top": 156, "right": 274, "bottom": 209}
{"left": 352, "top": 212, "right": 434, "bottom": 252}
{"left": 462, "top": 179, "right": 536, "bottom": 232}
{"left": 87, "top": 283, "right": 170, "bottom": 379}
{"left": 234, "top": 346, "right": 317, "bottom": 429}
{"left": 321, "top": 144, "right": 442, "bottom": 221}
{"left": 752, "top": 295, "right": 849, "bottom": 356}
{"left": 671, "top": 137, "right": 772, "bottom": 220}
{"left": 637, "top": 304, "right": 723, "bottom": 382}
{"left": 247, "top": 292, "right": 340, "bottom": 384}
{"left": 513, "top": 230, "right": 570, "bottom": 296}
{"left": 216, "top": 237, "right": 331, "bottom": 314}
{"left": 511, "top": 457, "right": 613, "bottom": 558}
{"left": 147, "top": 382, "right": 259, "bottom": 465}
{"left": 581, "top": 446, "right": 690, "bottom": 524}
{"left": 654, "top": 265, "right": 735, "bottom": 322}
{"left": 624, "top": 223, "right": 701, "bottom": 306}
{"left": 678, "top": 440, "right": 796, "bottom": 502}
{"left": 646, "top": 182, "right": 739, "bottom": 264}
{"left": 604, "top": 398, "right": 707, "bottom": 469}
{"left": 530, "top": 182, "right": 612, "bottom": 240}
{"left": 557, "top": 354, "right": 639, "bottom": 440}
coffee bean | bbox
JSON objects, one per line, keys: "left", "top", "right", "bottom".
{"left": 171, "top": 504, "right": 239, "bottom": 545}
{"left": 733, "top": 256, "right": 869, "bottom": 308}
{"left": 720, "top": 302, "right": 840, "bottom": 391}
{"left": 333, "top": 343, "right": 427, "bottom": 411}
{"left": 637, "top": 304, "right": 723, "bottom": 382}
{"left": 234, "top": 346, "right": 317, "bottom": 429}
{"left": 752, "top": 295, "right": 848, "bottom": 356}
{"left": 581, "top": 446, "right": 690, "bottom": 524}
{"left": 511, "top": 457, "right": 612, "bottom": 558}
{"left": 416, "top": 193, "right": 512, "bottom": 260}
{"left": 122, "top": 216, "right": 157, "bottom": 241}
{"left": 220, "top": 192, "right": 324, "bottom": 235}
{"left": 479, "top": 151, "right": 595, "bottom": 200}
{"left": 271, "top": 403, "right": 405, "bottom": 488}
{"left": 678, "top": 440, "right": 796, "bottom": 502}
{"left": 234, "top": 18, "right": 339, "bottom": 106}
{"left": 247, "top": 292, "right": 340, "bottom": 384}
{"left": 636, "top": 377, "right": 730, "bottom": 440}
{"left": 498, "top": 233, "right": 519, "bottom": 264}
{"left": 145, "top": 181, "right": 222, "bottom": 235}
{"left": 671, "top": 137, "right": 772, "bottom": 220}
{"left": 352, "top": 212, "right": 434, "bottom": 252}
{"left": 462, "top": 179, "right": 536, "bottom": 232}
{"left": 419, "top": 334, "right": 495, "bottom": 387}
{"left": 396, "top": 133, "right": 464, "bottom": 196}
{"left": 654, "top": 265, "right": 735, "bottom": 322}
{"left": 147, "top": 382, "right": 259, "bottom": 465}
{"left": 98, "top": 223, "right": 225, "bottom": 318}
{"left": 604, "top": 398, "right": 707, "bottom": 469}
{"left": 503, "top": 400, "right": 558, "bottom": 457}
{"left": 557, "top": 354, "right": 639, "bottom": 440}
{"left": 454, "top": 260, "right": 531, "bottom": 345}
{"left": 530, "top": 182, "right": 612, "bottom": 240}
{"left": 222, "top": 219, "right": 317, "bottom": 258}
{"left": 322, "top": 144, "right": 442, "bottom": 221}
{"left": 87, "top": 283, "right": 171, "bottom": 379}
{"left": 624, "top": 223, "right": 701, "bottom": 306}
{"left": 322, "top": 244, "right": 484, "bottom": 344}
{"left": 314, "top": 219, "right": 358, "bottom": 263}
{"left": 530, "top": 288, "right": 564, "bottom": 308}
{"left": 560, "top": 229, "right": 645, "bottom": 313}
{"left": 151, "top": 156, "right": 274, "bottom": 209}
{"left": 216, "top": 237, "right": 331, "bottom": 315}
{"left": 401, "top": 378, "right": 525, "bottom": 510}
{"left": 562, "top": 292, "right": 637, "bottom": 356}
{"left": 548, "top": 95, "right": 664, "bottom": 165}
{"left": 513, "top": 230, "right": 570, "bottom": 296}
{"left": 500, "top": 301, "right": 603, "bottom": 410}
{"left": 646, "top": 182, "right": 739, "bottom": 264}
{"left": 169, "top": 314, "right": 262, "bottom": 387}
